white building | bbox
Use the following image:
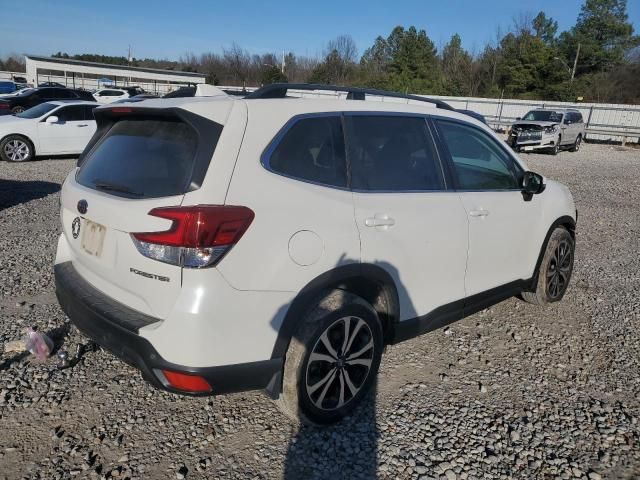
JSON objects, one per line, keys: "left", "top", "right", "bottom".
{"left": 24, "top": 55, "right": 205, "bottom": 94}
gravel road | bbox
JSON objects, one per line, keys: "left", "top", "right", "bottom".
{"left": 0, "top": 143, "right": 639, "bottom": 480}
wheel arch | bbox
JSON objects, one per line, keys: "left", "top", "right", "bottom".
{"left": 270, "top": 263, "right": 400, "bottom": 360}
{"left": 529, "top": 215, "right": 576, "bottom": 289}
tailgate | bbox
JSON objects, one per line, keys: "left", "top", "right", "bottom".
{"left": 61, "top": 172, "right": 184, "bottom": 318}
{"left": 59, "top": 106, "right": 227, "bottom": 319}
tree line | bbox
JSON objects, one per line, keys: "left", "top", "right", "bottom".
{"left": 2, "top": 0, "right": 638, "bottom": 103}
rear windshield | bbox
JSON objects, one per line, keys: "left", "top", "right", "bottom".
{"left": 76, "top": 119, "right": 198, "bottom": 199}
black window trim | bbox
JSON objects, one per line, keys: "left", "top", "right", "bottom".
{"left": 261, "top": 111, "right": 451, "bottom": 194}
{"left": 343, "top": 112, "right": 449, "bottom": 194}
{"left": 260, "top": 112, "right": 351, "bottom": 192}
{"left": 431, "top": 115, "right": 526, "bottom": 193}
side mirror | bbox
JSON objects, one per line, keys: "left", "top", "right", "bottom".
{"left": 45, "top": 115, "right": 59, "bottom": 124}
{"left": 522, "top": 171, "right": 545, "bottom": 195}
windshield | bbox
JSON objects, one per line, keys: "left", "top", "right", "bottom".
{"left": 523, "top": 110, "right": 563, "bottom": 122}
{"left": 15, "top": 103, "right": 58, "bottom": 119}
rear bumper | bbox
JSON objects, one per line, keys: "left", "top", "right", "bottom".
{"left": 54, "top": 261, "right": 282, "bottom": 396}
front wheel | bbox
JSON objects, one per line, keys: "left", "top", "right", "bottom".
{"left": 570, "top": 135, "right": 582, "bottom": 152}
{"left": 277, "top": 290, "right": 383, "bottom": 425}
{"left": 550, "top": 138, "right": 561, "bottom": 156}
{"left": 522, "top": 227, "right": 575, "bottom": 305}
{"left": 0, "top": 135, "right": 34, "bottom": 162}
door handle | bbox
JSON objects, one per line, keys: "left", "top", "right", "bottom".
{"left": 365, "top": 216, "right": 395, "bottom": 227}
{"left": 469, "top": 209, "right": 489, "bottom": 217}
{"left": 76, "top": 124, "right": 88, "bottom": 127}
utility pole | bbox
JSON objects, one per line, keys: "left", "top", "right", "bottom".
{"left": 127, "top": 45, "right": 132, "bottom": 85}
{"left": 282, "top": 50, "right": 285, "bottom": 74}
{"left": 570, "top": 42, "right": 580, "bottom": 83}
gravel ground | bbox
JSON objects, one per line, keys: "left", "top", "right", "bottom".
{"left": 0, "top": 143, "right": 639, "bottom": 480}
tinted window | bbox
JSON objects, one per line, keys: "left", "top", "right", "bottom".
{"left": 347, "top": 115, "right": 444, "bottom": 191}
{"left": 100, "top": 90, "right": 124, "bottom": 96}
{"left": 267, "top": 116, "right": 346, "bottom": 188}
{"left": 575, "top": 112, "right": 583, "bottom": 123}
{"left": 15, "top": 102, "right": 58, "bottom": 119}
{"left": 437, "top": 120, "right": 522, "bottom": 190}
{"left": 77, "top": 119, "right": 200, "bottom": 198}
{"left": 54, "top": 106, "right": 86, "bottom": 122}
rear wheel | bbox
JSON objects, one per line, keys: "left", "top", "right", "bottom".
{"left": 0, "top": 135, "right": 34, "bottom": 162}
{"left": 522, "top": 227, "right": 574, "bottom": 305}
{"left": 11, "top": 106, "right": 25, "bottom": 114}
{"left": 277, "top": 290, "right": 383, "bottom": 425}
{"left": 570, "top": 134, "right": 582, "bottom": 152}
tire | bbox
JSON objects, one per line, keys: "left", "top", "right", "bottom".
{"left": 0, "top": 135, "right": 34, "bottom": 162}
{"left": 10, "top": 106, "right": 25, "bottom": 114}
{"left": 550, "top": 137, "right": 561, "bottom": 155}
{"left": 570, "top": 134, "right": 582, "bottom": 152}
{"left": 522, "top": 227, "right": 575, "bottom": 305}
{"left": 277, "top": 290, "right": 383, "bottom": 425}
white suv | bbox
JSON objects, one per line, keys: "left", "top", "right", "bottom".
{"left": 54, "top": 84, "right": 577, "bottom": 424}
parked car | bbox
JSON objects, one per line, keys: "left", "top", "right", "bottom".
{"left": 0, "top": 81, "right": 17, "bottom": 95}
{"left": 0, "top": 87, "right": 95, "bottom": 115}
{"left": 54, "top": 84, "right": 576, "bottom": 424}
{"left": 93, "top": 87, "right": 146, "bottom": 104}
{"left": 508, "top": 108, "right": 585, "bottom": 155}
{"left": 0, "top": 101, "right": 98, "bottom": 162}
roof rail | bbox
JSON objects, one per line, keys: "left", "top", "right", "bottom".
{"left": 244, "top": 83, "right": 454, "bottom": 110}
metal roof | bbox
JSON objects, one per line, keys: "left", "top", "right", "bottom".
{"left": 25, "top": 55, "right": 204, "bottom": 78}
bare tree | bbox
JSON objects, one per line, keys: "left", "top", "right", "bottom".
{"left": 325, "top": 35, "right": 358, "bottom": 64}
{"left": 222, "top": 43, "right": 251, "bottom": 88}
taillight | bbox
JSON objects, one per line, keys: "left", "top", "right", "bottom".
{"left": 160, "top": 370, "right": 211, "bottom": 393}
{"left": 0, "top": 104, "right": 9, "bottom": 109}
{"left": 131, "top": 205, "right": 254, "bottom": 268}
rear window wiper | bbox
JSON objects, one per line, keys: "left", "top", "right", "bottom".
{"left": 93, "top": 180, "right": 143, "bottom": 197}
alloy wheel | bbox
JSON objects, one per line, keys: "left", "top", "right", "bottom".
{"left": 546, "top": 240, "right": 572, "bottom": 299}
{"left": 575, "top": 137, "right": 581, "bottom": 151}
{"left": 4, "top": 139, "right": 30, "bottom": 162}
{"left": 305, "top": 316, "right": 374, "bottom": 411}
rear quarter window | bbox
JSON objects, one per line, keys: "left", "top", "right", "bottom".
{"left": 76, "top": 118, "right": 201, "bottom": 198}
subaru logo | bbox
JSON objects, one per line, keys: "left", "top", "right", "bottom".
{"left": 77, "top": 199, "right": 88, "bottom": 214}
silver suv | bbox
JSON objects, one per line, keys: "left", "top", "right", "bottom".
{"left": 509, "top": 108, "right": 585, "bottom": 155}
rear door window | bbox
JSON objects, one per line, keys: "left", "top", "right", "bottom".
{"left": 346, "top": 115, "right": 445, "bottom": 191}
{"left": 265, "top": 115, "right": 347, "bottom": 188}
{"left": 77, "top": 118, "right": 201, "bottom": 198}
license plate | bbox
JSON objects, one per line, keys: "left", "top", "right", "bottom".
{"left": 81, "top": 219, "right": 106, "bottom": 257}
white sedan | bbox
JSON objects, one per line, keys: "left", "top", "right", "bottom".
{"left": 0, "top": 101, "right": 98, "bottom": 162}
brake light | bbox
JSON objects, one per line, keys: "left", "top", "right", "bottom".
{"left": 131, "top": 205, "right": 254, "bottom": 268}
{"left": 161, "top": 370, "right": 211, "bottom": 393}
{"left": 0, "top": 103, "right": 9, "bottom": 109}
{"left": 111, "top": 107, "right": 133, "bottom": 113}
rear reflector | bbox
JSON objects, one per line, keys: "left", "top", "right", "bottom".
{"left": 131, "top": 205, "right": 254, "bottom": 268}
{"left": 161, "top": 370, "right": 212, "bottom": 393}
{"left": 110, "top": 107, "right": 133, "bottom": 113}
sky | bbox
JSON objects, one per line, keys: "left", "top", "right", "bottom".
{"left": 1, "top": 0, "right": 639, "bottom": 61}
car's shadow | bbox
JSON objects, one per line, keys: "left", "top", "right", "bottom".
{"left": 0, "top": 178, "right": 61, "bottom": 210}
